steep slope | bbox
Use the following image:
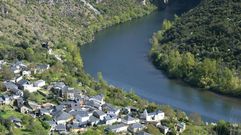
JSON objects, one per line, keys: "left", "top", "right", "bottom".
{"left": 0, "top": 0, "right": 155, "bottom": 46}
{"left": 151, "top": 0, "right": 241, "bottom": 96}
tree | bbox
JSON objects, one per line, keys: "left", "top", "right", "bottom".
{"left": 176, "top": 110, "right": 187, "bottom": 121}
{"left": 0, "top": 65, "right": 14, "bottom": 81}
{"left": 162, "top": 19, "right": 173, "bottom": 30}
{"left": 189, "top": 112, "right": 203, "bottom": 125}
{"left": 97, "top": 72, "right": 107, "bottom": 86}
{"left": 23, "top": 90, "right": 30, "bottom": 100}
{"left": 146, "top": 124, "right": 161, "bottom": 135}
{"left": 214, "top": 120, "right": 230, "bottom": 135}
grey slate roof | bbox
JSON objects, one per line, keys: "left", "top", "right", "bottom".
{"left": 89, "top": 116, "right": 99, "bottom": 123}
{"left": 94, "top": 110, "right": 106, "bottom": 117}
{"left": 137, "top": 131, "right": 152, "bottom": 135}
{"left": 107, "top": 123, "right": 127, "bottom": 131}
{"left": 123, "top": 115, "right": 135, "bottom": 122}
{"left": 4, "top": 81, "right": 18, "bottom": 90}
{"left": 55, "top": 124, "right": 66, "bottom": 131}
{"left": 17, "top": 79, "right": 29, "bottom": 86}
{"left": 54, "top": 111, "right": 72, "bottom": 121}
{"left": 45, "top": 120, "right": 57, "bottom": 127}
{"left": 129, "top": 123, "right": 144, "bottom": 129}
{"left": 90, "top": 94, "right": 104, "bottom": 102}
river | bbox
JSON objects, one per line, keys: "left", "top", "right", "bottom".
{"left": 80, "top": 0, "right": 241, "bottom": 123}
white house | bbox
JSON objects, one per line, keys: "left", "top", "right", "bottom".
{"left": 104, "top": 115, "right": 118, "bottom": 125}
{"left": 34, "top": 80, "right": 46, "bottom": 87}
{"left": 177, "top": 122, "right": 186, "bottom": 133}
{"left": 141, "top": 109, "right": 164, "bottom": 122}
{"left": 89, "top": 94, "right": 105, "bottom": 105}
{"left": 158, "top": 124, "right": 169, "bottom": 134}
{"left": 22, "top": 70, "right": 31, "bottom": 77}
{"left": 107, "top": 124, "right": 128, "bottom": 133}
{"left": 54, "top": 111, "right": 73, "bottom": 124}
{"left": 22, "top": 84, "right": 38, "bottom": 93}
{"left": 122, "top": 115, "right": 139, "bottom": 125}
{"left": 93, "top": 110, "right": 106, "bottom": 121}
{"left": 75, "top": 111, "right": 90, "bottom": 123}
{"left": 128, "top": 123, "right": 145, "bottom": 133}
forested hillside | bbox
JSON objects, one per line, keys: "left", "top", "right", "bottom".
{"left": 151, "top": 0, "right": 241, "bottom": 96}
{"left": 0, "top": 0, "right": 156, "bottom": 84}
{"left": 0, "top": 0, "right": 155, "bottom": 46}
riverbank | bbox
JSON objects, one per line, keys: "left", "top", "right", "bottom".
{"left": 80, "top": 1, "right": 241, "bottom": 123}
{"left": 150, "top": 0, "right": 241, "bottom": 99}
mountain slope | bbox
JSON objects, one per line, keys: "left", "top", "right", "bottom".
{"left": 0, "top": 0, "right": 155, "bottom": 46}
{"left": 151, "top": 0, "right": 241, "bottom": 96}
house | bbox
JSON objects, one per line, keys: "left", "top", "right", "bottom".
{"left": 2, "top": 95, "right": 12, "bottom": 105}
{"left": 55, "top": 124, "right": 67, "bottom": 134}
{"left": 122, "top": 115, "right": 139, "bottom": 125}
{"left": 106, "top": 123, "right": 128, "bottom": 133}
{"left": 15, "top": 76, "right": 23, "bottom": 83}
{"left": 89, "top": 94, "right": 105, "bottom": 105}
{"left": 69, "top": 123, "right": 87, "bottom": 133}
{"left": 38, "top": 108, "right": 51, "bottom": 116}
{"left": 141, "top": 109, "right": 164, "bottom": 122}
{"left": 102, "top": 103, "right": 120, "bottom": 116}
{"left": 15, "top": 98, "right": 24, "bottom": 108}
{"left": 34, "top": 64, "right": 50, "bottom": 74}
{"left": 10, "top": 61, "right": 27, "bottom": 74}
{"left": 86, "top": 100, "right": 102, "bottom": 110}
{"left": 17, "top": 80, "right": 38, "bottom": 92}
{"left": 27, "top": 101, "right": 41, "bottom": 111}
{"left": 33, "top": 80, "right": 45, "bottom": 87}
{"left": 122, "top": 106, "right": 138, "bottom": 114}
{"left": 52, "top": 82, "right": 66, "bottom": 91}
{"left": 128, "top": 123, "right": 145, "bottom": 133}
{"left": 8, "top": 116, "right": 22, "bottom": 128}
{"left": 22, "top": 70, "right": 31, "bottom": 77}
{"left": 45, "top": 120, "right": 57, "bottom": 132}
{"left": 54, "top": 111, "right": 73, "bottom": 124}
{"left": 3, "top": 81, "right": 18, "bottom": 91}
{"left": 3, "top": 81, "right": 23, "bottom": 96}
{"left": 88, "top": 116, "right": 100, "bottom": 126}
{"left": 176, "top": 122, "right": 186, "bottom": 133}
{"left": 93, "top": 110, "right": 106, "bottom": 121}
{"left": 53, "top": 105, "right": 66, "bottom": 113}
{"left": 19, "top": 105, "right": 31, "bottom": 114}
{"left": 136, "top": 131, "right": 152, "bottom": 135}
{"left": 104, "top": 115, "right": 118, "bottom": 125}
{"left": 12, "top": 94, "right": 22, "bottom": 99}
{"left": 75, "top": 111, "right": 90, "bottom": 123}
{"left": 10, "top": 88, "right": 23, "bottom": 97}
{"left": 158, "top": 124, "right": 169, "bottom": 134}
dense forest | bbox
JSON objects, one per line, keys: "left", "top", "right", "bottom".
{"left": 151, "top": 0, "right": 241, "bottom": 97}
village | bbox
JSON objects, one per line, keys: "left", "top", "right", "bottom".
{"left": 0, "top": 60, "right": 186, "bottom": 135}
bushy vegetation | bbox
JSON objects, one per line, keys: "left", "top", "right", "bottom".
{"left": 151, "top": 0, "right": 241, "bottom": 97}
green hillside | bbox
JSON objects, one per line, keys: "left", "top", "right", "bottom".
{"left": 151, "top": 0, "right": 241, "bottom": 96}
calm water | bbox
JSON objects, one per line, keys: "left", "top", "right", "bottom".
{"left": 80, "top": 1, "right": 241, "bottom": 122}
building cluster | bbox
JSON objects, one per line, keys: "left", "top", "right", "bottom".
{"left": 0, "top": 61, "right": 186, "bottom": 134}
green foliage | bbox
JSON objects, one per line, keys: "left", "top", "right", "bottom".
{"left": 151, "top": 0, "right": 241, "bottom": 97}
{"left": 0, "top": 65, "right": 14, "bottom": 81}
{"left": 189, "top": 112, "right": 203, "bottom": 126}
{"left": 145, "top": 124, "right": 162, "bottom": 135}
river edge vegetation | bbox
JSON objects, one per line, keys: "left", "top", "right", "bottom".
{"left": 151, "top": 0, "right": 241, "bottom": 98}
{"left": 0, "top": 0, "right": 240, "bottom": 135}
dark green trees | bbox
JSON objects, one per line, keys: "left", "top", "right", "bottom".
{"left": 151, "top": 0, "right": 241, "bottom": 97}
